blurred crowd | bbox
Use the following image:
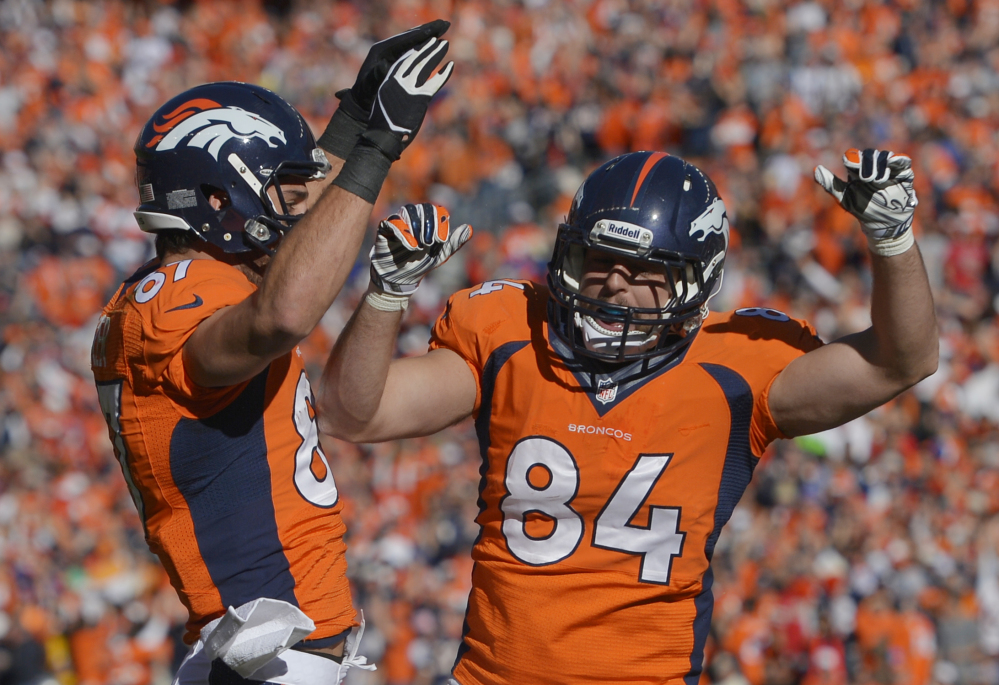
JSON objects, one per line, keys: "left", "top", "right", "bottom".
{"left": 1, "top": 0, "right": 999, "bottom": 683}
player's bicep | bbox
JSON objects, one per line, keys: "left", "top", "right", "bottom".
{"left": 183, "top": 296, "right": 283, "bottom": 388}
{"left": 362, "top": 348, "right": 478, "bottom": 442}
{"left": 768, "top": 329, "right": 897, "bottom": 437}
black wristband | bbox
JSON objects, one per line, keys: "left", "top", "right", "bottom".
{"left": 317, "top": 106, "right": 368, "bottom": 161}
{"left": 359, "top": 128, "right": 405, "bottom": 162}
{"left": 330, "top": 142, "right": 392, "bottom": 204}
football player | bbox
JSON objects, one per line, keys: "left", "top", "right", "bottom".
{"left": 317, "top": 149, "right": 937, "bottom": 684}
{"left": 90, "top": 21, "right": 454, "bottom": 685}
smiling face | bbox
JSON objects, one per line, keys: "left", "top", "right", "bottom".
{"left": 572, "top": 248, "right": 683, "bottom": 356}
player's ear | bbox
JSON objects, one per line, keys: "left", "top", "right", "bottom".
{"left": 202, "top": 185, "right": 230, "bottom": 211}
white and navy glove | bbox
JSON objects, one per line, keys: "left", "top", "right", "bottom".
{"left": 361, "top": 38, "right": 454, "bottom": 161}
{"left": 367, "top": 203, "right": 472, "bottom": 311}
{"left": 814, "top": 148, "right": 918, "bottom": 257}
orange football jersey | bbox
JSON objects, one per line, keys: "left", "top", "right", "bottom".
{"left": 430, "top": 280, "right": 823, "bottom": 685}
{"left": 91, "top": 258, "right": 354, "bottom": 646}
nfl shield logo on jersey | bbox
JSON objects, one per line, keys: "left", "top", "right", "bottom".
{"left": 595, "top": 379, "right": 618, "bottom": 405}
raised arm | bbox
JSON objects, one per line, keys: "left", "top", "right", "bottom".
{"left": 769, "top": 149, "right": 938, "bottom": 436}
{"left": 184, "top": 26, "right": 453, "bottom": 388}
{"left": 315, "top": 203, "right": 477, "bottom": 442}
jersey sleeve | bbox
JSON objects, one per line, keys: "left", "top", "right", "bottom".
{"left": 429, "top": 280, "right": 539, "bottom": 415}
{"left": 129, "top": 259, "right": 256, "bottom": 413}
{"left": 698, "top": 309, "right": 824, "bottom": 457}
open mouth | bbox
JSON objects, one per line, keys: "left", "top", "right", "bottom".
{"left": 585, "top": 315, "right": 624, "bottom": 335}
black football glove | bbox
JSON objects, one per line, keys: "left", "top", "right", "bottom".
{"left": 318, "top": 19, "right": 450, "bottom": 159}
{"left": 360, "top": 37, "right": 454, "bottom": 161}
{"left": 339, "top": 19, "right": 450, "bottom": 122}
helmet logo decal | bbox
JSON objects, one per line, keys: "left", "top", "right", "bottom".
{"left": 689, "top": 197, "right": 729, "bottom": 250}
{"left": 151, "top": 105, "right": 287, "bottom": 161}
{"left": 630, "top": 152, "right": 668, "bottom": 207}
{"left": 144, "top": 98, "right": 221, "bottom": 148}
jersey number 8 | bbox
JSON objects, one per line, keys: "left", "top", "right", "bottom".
{"left": 292, "top": 372, "right": 339, "bottom": 508}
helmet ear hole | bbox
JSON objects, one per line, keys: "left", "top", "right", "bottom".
{"left": 201, "top": 185, "right": 230, "bottom": 211}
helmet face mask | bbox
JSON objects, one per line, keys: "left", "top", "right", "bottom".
{"left": 547, "top": 152, "right": 729, "bottom": 364}
{"left": 133, "top": 82, "right": 330, "bottom": 257}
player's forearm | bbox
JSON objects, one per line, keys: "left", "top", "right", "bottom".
{"left": 866, "top": 244, "right": 938, "bottom": 386}
{"left": 252, "top": 185, "right": 372, "bottom": 343}
{"left": 315, "top": 292, "right": 404, "bottom": 440}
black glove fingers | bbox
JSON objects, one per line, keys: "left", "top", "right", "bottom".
{"left": 402, "top": 39, "right": 439, "bottom": 79}
{"left": 416, "top": 40, "right": 451, "bottom": 87}
{"left": 376, "top": 20, "right": 448, "bottom": 59}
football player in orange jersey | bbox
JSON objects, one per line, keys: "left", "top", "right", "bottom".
{"left": 317, "top": 149, "right": 937, "bottom": 685}
{"left": 90, "top": 21, "right": 455, "bottom": 685}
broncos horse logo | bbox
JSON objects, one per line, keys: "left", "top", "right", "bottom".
{"left": 688, "top": 197, "right": 730, "bottom": 249}
{"left": 146, "top": 99, "right": 286, "bottom": 160}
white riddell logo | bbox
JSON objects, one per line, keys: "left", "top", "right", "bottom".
{"left": 154, "top": 107, "right": 286, "bottom": 160}
{"left": 606, "top": 223, "right": 642, "bottom": 241}
{"left": 688, "top": 198, "right": 729, "bottom": 249}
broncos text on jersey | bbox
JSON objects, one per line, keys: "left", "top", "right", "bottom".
{"left": 429, "top": 280, "right": 822, "bottom": 685}
{"left": 91, "top": 258, "right": 354, "bottom": 647}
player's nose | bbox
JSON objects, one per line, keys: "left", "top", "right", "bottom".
{"left": 601, "top": 265, "right": 632, "bottom": 296}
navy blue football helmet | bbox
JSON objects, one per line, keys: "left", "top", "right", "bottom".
{"left": 133, "top": 82, "right": 330, "bottom": 255}
{"left": 547, "top": 151, "right": 729, "bottom": 363}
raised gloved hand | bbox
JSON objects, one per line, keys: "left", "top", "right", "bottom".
{"left": 330, "top": 38, "right": 453, "bottom": 203}
{"left": 814, "top": 148, "right": 918, "bottom": 257}
{"left": 360, "top": 38, "right": 454, "bottom": 161}
{"left": 318, "top": 20, "right": 450, "bottom": 159}
{"left": 367, "top": 203, "right": 472, "bottom": 311}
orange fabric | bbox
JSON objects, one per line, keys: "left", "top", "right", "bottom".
{"left": 91, "top": 259, "right": 354, "bottom": 644}
{"left": 428, "top": 281, "right": 821, "bottom": 684}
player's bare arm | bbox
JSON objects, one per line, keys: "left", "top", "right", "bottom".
{"left": 181, "top": 24, "right": 455, "bottom": 387}
{"left": 316, "top": 203, "right": 477, "bottom": 442}
{"left": 768, "top": 149, "right": 938, "bottom": 436}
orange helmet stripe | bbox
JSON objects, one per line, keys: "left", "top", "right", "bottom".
{"left": 151, "top": 98, "right": 221, "bottom": 133}
{"left": 630, "top": 152, "right": 668, "bottom": 207}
